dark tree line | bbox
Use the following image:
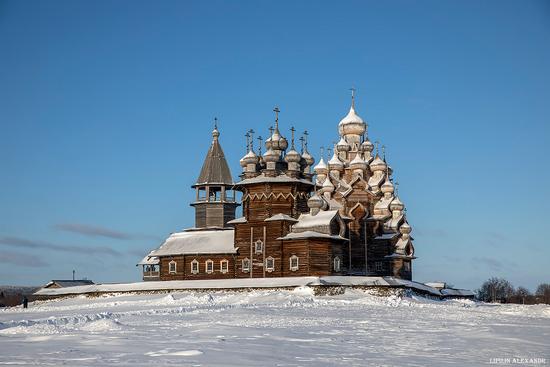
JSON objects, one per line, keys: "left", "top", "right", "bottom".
{"left": 476, "top": 278, "right": 550, "bottom": 304}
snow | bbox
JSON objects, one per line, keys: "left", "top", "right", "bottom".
{"left": 278, "top": 231, "right": 348, "bottom": 241}
{"left": 1, "top": 288, "right": 548, "bottom": 366}
{"left": 293, "top": 210, "right": 339, "bottom": 229}
{"left": 236, "top": 174, "right": 314, "bottom": 186}
{"left": 264, "top": 213, "right": 298, "bottom": 222}
{"left": 150, "top": 229, "right": 236, "bottom": 256}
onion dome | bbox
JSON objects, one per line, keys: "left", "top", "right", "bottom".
{"left": 302, "top": 150, "right": 314, "bottom": 167}
{"left": 242, "top": 150, "right": 259, "bottom": 165}
{"left": 267, "top": 128, "right": 288, "bottom": 151}
{"left": 239, "top": 155, "right": 248, "bottom": 168}
{"left": 328, "top": 149, "right": 344, "bottom": 171}
{"left": 313, "top": 157, "right": 328, "bottom": 174}
{"left": 338, "top": 104, "right": 366, "bottom": 137}
{"left": 285, "top": 148, "right": 301, "bottom": 163}
{"left": 321, "top": 176, "right": 334, "bottom": 193}
{"left": 399, "top": 221, "right": 412, "bottom": 235}
{"left": 349, "top": 153, "right": 367, "bottom": 170}
{"left": 370, "top": 155, "right": 387, "bottom": 172}
{"left": 263, "top": 147, "right": 279, "bottom": 163}
{"left": 361, "top": 139, "right": 374, "bottom": 152}
{"left": 307, "top": 192, "right": 324, "bottom": 210}
{"left": 336, "top": 137, "right": 351, "bottom": 152}
{"left": 212, "top": 126, "right": 220, "bottom": 139}
{"left": 381, "top": 176, "right": 394, "bottom": 194}
{"left": 390, "top": 196, "right": 404, "bottom": 211}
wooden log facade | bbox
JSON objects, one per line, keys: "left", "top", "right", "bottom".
{"left": 139, "top": 99, "right": 416, "bottom": 282}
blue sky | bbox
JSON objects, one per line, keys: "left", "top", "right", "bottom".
{"left": 1, "top": 0, "right": 549, "bottom": 291}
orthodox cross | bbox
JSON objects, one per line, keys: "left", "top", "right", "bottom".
{"left": 273, "top": 107, "right": 280, "bottom": 130}
{"left": 327, "top": 146, "right": 333, "bottom": 158}
{"left": 245, "top": 132, "right": 250, "bottom": 154}
{"left": 350, "top": 86, "right": 356, "bottom": 108}
{"left": 214, "top": 117, "right": 218, "bottom": 130}
{"left": 303, "top": 130, "right": 309, "bottom": 151}
{"left": 299, "top": 136, "right": 305, "bottom": 154}
{"left": 320, "top": 146, "right": 325, "bottom": 160}
{"left": 248, "top": 129, "right": 255, "bottom": 151}
{"left": 257, "top": 135, "right": 263, "bottom": 155}
{"left": 268, "top": 125, "right": 274, "bottom": 137}
{"left": 394, "top": 180, "right": 399, "bottom": 196}
{"left": 382, "top": 145, "right": 386, "bottom": 161}
{"left": 375, "top": 140, "right": 380, "bottom": 156}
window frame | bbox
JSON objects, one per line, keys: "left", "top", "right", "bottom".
{"left": 220, "top": 259, "right": 229, "bottom": 274}
{"left": 290, "top": 255, "right": 299, "bottom": 271}
{"left": 265, "top": 257, "right": 275, "bottom": 272}
{"left": 375, "top": 261, "right": 383, "bottom": 272}
{"left": 169, "top": 260, "right": 177, "bottom": 274}
{"left": 190, "top": 259, "right": 199, "bottom": 274}
{"left": 254, "top": 239, "right": 263, "bottom": 254}
{"left": 205, "top": 259, "right": 214, "bottom": 274}
{"left": 333, "top": 256, "right": 341, "bottom": 272}
{"left": 242, "top": 258, "right": 250, "bottom": 272}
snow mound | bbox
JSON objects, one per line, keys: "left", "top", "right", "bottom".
{"left": 80, "top": 318, "right": 123, "bottom": 332}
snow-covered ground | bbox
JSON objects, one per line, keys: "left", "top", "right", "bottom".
{"left": 0, "top": 288, "right": 548, "bottom": 366}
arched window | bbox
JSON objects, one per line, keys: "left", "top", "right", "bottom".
{"left": 220, "top": 259, "right": 229, "bottom": 274}
{"left": 265, "top": 257, "right": 275, "bottom": 272}
{"left": 290, "top": 255, "right": 299, "bottom": 271}
{"left": 255, "top": 239, "right": 263, "bottom": 254}
{"left": 242, "top": 258, "right": 250, "bottom": 272}
{"left": 169, "top": 260, "right": 177, "bottom": 274}
{"left": 205, "top": 259, "right": 214, "bottom": 274}
{"left": 333, "top": 256, "right": 341, "bottom": 272}
{"left": 191, "top": 259, "right": 199, "bottom": 274}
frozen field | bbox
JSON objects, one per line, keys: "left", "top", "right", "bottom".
{"left": 0, "top": 288, "right": 549, "bottom": 366}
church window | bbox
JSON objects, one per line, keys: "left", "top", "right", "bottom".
{"left": 191, "top": 259, "right": 199, "bottom": 274}
{"left": 242, "top": 258, "right": 250, "bottom": 272}
{"left": 220, "top": 259, "right": 229, "bottom": 274}
{"left": 375, "top": 261, "right": 383, "bottom": 272}
{"left": 206, "top": 259, "right": 214, "bottom": 274}
{"left": 333, "top": 256, "right": 341, "bottom": 272}
{"left": 290, "top": 255, "right": 299, "bottom": 271}
{"left": 255, "top": 239, "right": 263, "bottom": 254}
{"left": 266, "top": 257, "right": 274, "bottom": 272}
{"left": 169, "top": 260, "right": 177, "bottom": 274}
{"left": 404, "top": 261, "right": 411, "bottom": 272}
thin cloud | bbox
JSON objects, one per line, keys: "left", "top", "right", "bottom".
{"left": 54, "top": 223, "right": 159, "bottom": 241}
{"left": 0, "top": 250, "right": 49, "bottom": 267}
{"left": 0, "top": 236, "right": 120, "bottom": 256}
{"left": 472, "top": 256, "right": 504, "bottom": 272}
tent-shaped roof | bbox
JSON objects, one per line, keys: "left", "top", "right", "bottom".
{"left": 194, "top": 128, "right": 233, "bottom": 186}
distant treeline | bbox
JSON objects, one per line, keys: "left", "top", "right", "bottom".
{"left": 0, "top": 286, "right": 40, "bottom": 307}
{"left": 476, "top": 278, "right": 550, "bottom": 304}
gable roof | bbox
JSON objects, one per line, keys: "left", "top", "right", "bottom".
{"left": 44, "top": 280, "right": 94, "bottom": 288}
{"left": 151, "top": 229, "right": 236, "bottom": 256}
{"left": 195, "top": 135, "right": 233, "bottom": 186}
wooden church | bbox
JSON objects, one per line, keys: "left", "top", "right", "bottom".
{"left": 138, "top": 93, "right": 416, "bottom": 281}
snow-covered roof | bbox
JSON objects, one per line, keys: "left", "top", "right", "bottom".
{"left": 278, "top": 231, "right": 348, "bottom": 241}
{"left": 236, "top": 174, "right": 313, "bottom": 186}
{"left": 293, "top": 210, "right": 339, "bottom": 229}
{"left": 264, "top": 213, "right": 298, "bottom": 222}
{"left": 151, "top": 229, "right": 236, "bottom": 256}
{"left": 227, "top": 216, "right": 247, "bottom": 224}
{"left": 137, "top": 255, "right": 160, "bottom": 265}
{"left": 44, "top": 280, "right": 94, "bottom": 288}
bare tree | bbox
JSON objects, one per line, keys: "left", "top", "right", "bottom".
{"left": 535, "top": 283, "right": 550, "bottom": 304}
{"left": 476, "top": 277, "right": 514, "bottom": 303}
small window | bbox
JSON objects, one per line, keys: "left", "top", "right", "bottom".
{"left": 333, "top": 256, "right": 341, "bottom": 272}
{"left": 242, "top": 258, "right": 250, "bottom": 272}
{"left": 255, "top": 239, "right": 263, "bottom": 254}
{"left": 191, "top": 259, "right": 199, "bottom": 274}
{"left": 265, "top": 257, "right": 274, "bottom": 272}
{"left": 220, "top": 259, "right": 229, "bottom": 274}
{"left": 206, "top": 259, "right": 214, "bottom": 274}
{"left": 169, "top": 260, "right": 177, "bottom": 274}
{"left": 404, "top": 261, "right": 411, "bottom": 272}
{"left": 290, "top": 255, "right": 299, "bottom": 271}
{"left": 375, "top": 261, "right": 383, "bottom": 272}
